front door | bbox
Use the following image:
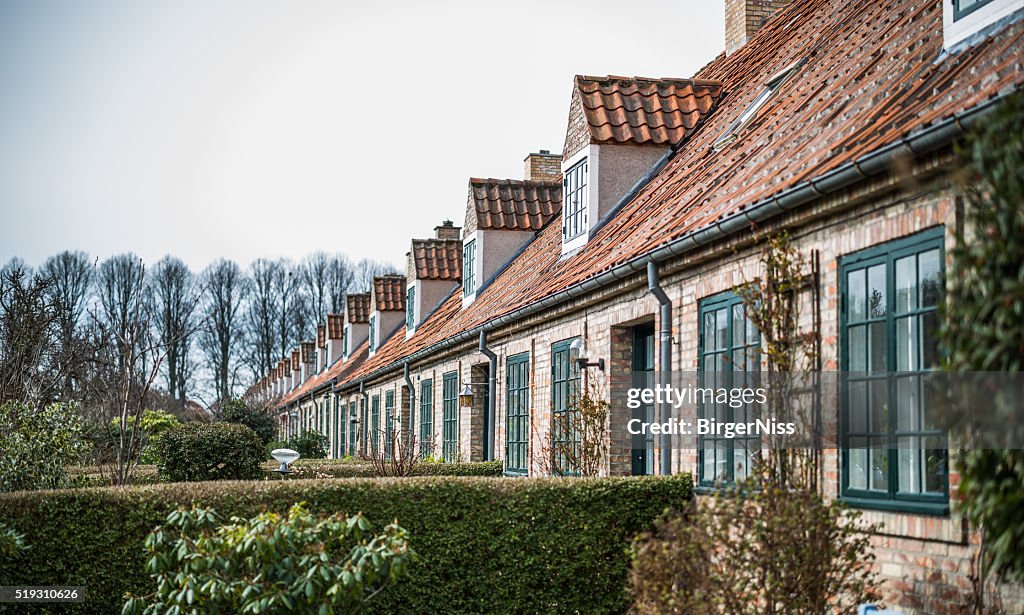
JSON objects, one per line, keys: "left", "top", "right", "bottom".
{"left": 632, "top": 324, "right": 655, "bottom": 475}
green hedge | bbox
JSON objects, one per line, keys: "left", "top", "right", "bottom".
{"left": 261, "top": 459, "right": 504, "bottom": 479}
{"left": 0, "top": 475, "right": 691, "bottom": 614}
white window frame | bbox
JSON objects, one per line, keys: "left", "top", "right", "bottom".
{"left": 943, "top": 0, "right": 1023, "bottom": 50}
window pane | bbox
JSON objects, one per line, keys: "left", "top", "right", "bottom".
{"left": 919, "top": 249, "right": 941, "bottom": 307}
{"left": 895, "top": 255, "right": 917, "bottom": 313}
{"left": 732, "top": 304, "right": 746, "bottom": 347}
{"left": 897, "top": 436, "right": 921, "bottom": 494}
{"left": 896, "top": 375, "right": 920, "bottom": 432}
{"left": 921, "top": 311, "right": 940, "bottom": 369}
{"left": 848, "top": 269, "right": 866, "bottom": 321}
{"left": 869, "top": 321, "right": 887, "bottom": 371}
{"left": 870, "top": 378, "right": 888, "bottom": 433}
{"left": 895, "top": 316, "right": 917, "bottom": 371}
{"left": 849, "top": 324, "right": 867, "bottom": 371}
{"left": 868, "top": 264, "right": 887, "bottom": 318}
{"left": 869, "top": 442, "right": 889, "bottom": 491}
{"left": 848, "top": 380, "right": 867, "bottom": 433}
{"left": 924, "top": 437, "right": 948, "bottom": 494}
{"left": 848, "top": 438, "right": 868, "bottom": 490}
{"left": 715, "top": 308, "right": 728, "bottom": 350}
{"left": 703, "top": 311, "right": 716, "bottom": 353}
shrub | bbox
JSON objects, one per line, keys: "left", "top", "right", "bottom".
{"left": 260, "top": 459, "right": 504, "bottom": 479}
{"left": 943, "top": 93, "right": 1024, "bottom": 584}
{"left": 107, "top": 409, "right": 180, "bottom": 465}
{"left": 153, "top": 422, "right": 264, "bottom": 482}
{"left": 630, "top": 481, "right": 879, "bottom": 614}
{"left": 217, "top": 398, "right": 277, "bottom": 445}
{"left": 123, "top": 503, "right": 414, "bottom": 614}
{"left": 287, "top": 429, "right": 329, "bottom": 459}
{"left": 0, "top": 401, "right": 86, "bottom": 492}
{"left": 0, "top": 474, "right": 691, "bottom": 614}
{"left": 0, "top": 521, "right": 27, "bottom": 561}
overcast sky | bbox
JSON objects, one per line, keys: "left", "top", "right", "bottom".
{"left": 0, "top": 1, "right": 724, "bottom": 272}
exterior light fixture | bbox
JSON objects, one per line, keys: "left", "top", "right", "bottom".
{"left": 577, "top": 357, "right": 605, "bottom": 371}
{"left": 459, "top": 384, "right": 474, "bottom": 409}
{"left": 271, "top": 448, "right": 300, "bottom": 476}
{"left": 570, "top": 338, "right": 604, "bottom": 371}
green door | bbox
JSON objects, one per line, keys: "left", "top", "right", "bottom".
{"left": 632, "top": 324, "right": 655, "bottom": 476}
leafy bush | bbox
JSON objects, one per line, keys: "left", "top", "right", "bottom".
{"left": 123, "top": 502, "right": 413, "bottom": 614}
{"left": 108, "top": 409, "right": 180, "bottom": 465}
{"left": 0, "top": 401, "right": 86, "bottom": 492}
{"left": 0, "top": 521, "right": 27, "bottom": 561}
{"left": 153, "top": 422, "right": 264, "bottom": 482}
{"left": 287, "top": 429, "right": 329, "bottom": 459}
{"left": 260, "top": 459, "right": 503, "bottom": 479}
{"left": 0, "top": 474, "right": 691, "bottom": 613}
{"left": 630, "top": 481, "right": 879, "bottom": 614}
{"left": 217, "top": 398, "right": 277, "bottom": 445}
{"left": 943, "top": 94, "right": 1024, "bottom": 584}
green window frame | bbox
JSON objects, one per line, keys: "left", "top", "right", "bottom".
{"left": 840, "top": 226, "right": 948, "bottom": 515}
{"left": 420, "top": 379, "right": 434, "bottom": 458}
{"left": 954, "top": 0, "right": 996, "bottom": 20}
{"left": 550, "top": 338, "right": 581, "bottom": 476}
{"left": 697, "top": 291, "right": 761, "bottom": 488}
{"left": 442, "top": 372, "right": 459, "bottom": 462}
{"left": 347, "top": 400, "right": 357, "bottom": 455}
{"left": 370, "top": 394, "right": 380, "bottom": 456}
{"left": 342, "top": 327, "right": 348, "bottom": 358}
{"left": 406, "top": 286, "right": 416, "bottom": 330}
{"left": 505, "top": 353, "right": 530, "bottom": 475}
{"left": 463, "top": 240, "right": 476, "bottom": 297}
{"left": 336, "top": 396, "right": 346, "bottom": 458}
{"left": 368, "top": 315, "right": 376, "bottom": 352}
{"left": 384, "top": 389, "right": 395, "bottom": 460}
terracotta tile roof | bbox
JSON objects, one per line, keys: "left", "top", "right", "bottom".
{"left": 373, "top": 275, "right": 407, "bottom": 311}
{"left": 327, "top": 313, "right": 344, "bottom": 338}
{"left": 279, "top": 340, "right": 369, "bottom": 406}
{"left": 316, "top": 325, "right": 326, "bottom": 348}
{"left": 301, "top": 342, "right": 316, "bottom": 364}
{"left": 412, "top": 238, "right": 462, "bottom": 280}
{"left": 277, "top": 0, "right": 1024, "bottom": 402}
{"left": 346, "top": 294, "right": 371, "bottom": 324}
{"left": 576, "top": 75, "right": 723, "bottom": 146}
{"left": 470, "top": 178, "right": 563, "bottom": 231}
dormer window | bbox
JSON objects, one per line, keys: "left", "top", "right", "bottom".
{"left": 713, "top": 59, "right": 802, "bottom": 152}
{"left": 462, "top": 240, "right": 476, "bottom": 297}
{"left": 562, "top": 158, "right": 588, "bottom": 241}
{"left": 945, "top": 0, "right": 1021, "bottom": 50}
{"left": 406, "top": 286, "right": 416, "bottom": 330}
{"left": 368, "top": 315, "right": 376, "bottom": 352}
{"left": 342, "top": 326, "right": 349, "bottom": 358}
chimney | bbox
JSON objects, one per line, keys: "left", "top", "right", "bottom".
{"left": 435, "top": 220, "right": 462, "bottom": 240}
{"left": 524, "top": 150, "right": 562, "bottom": 182}
{"left": 726, "top": 0, "right": 791, "bottom": 55}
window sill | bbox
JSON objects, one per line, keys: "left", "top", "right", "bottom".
{"left": 840, "top": 495, "right": 949, "bottom": 517}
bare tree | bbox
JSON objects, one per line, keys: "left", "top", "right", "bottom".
{"left": 300, "top": 252, "right": 331, "bottom": 331}
{"left": 199, "top": 259, "right": 247, "bottom": 405}
{"left": 39, "top": 251, "right": 93, "bottom": 400}
{"left": 327, "top": 254, "right": 354, "bottom": 313}
{"left": 150, "top": 256, "right": 199, "bottom": 409}
{"left": 352, "top": 258, "right": 399, "bottom": 293}
{"left": 275, "top": 260, "right": 302, "bottom": 361}
{"left": 0, "top": 264, "right": 63, "bottom": 405}
{"left": 244, "top": 258, "right": 282, "bottom": 381}
{"left": 96, "top": 254, "right": 147, "bottom": 373}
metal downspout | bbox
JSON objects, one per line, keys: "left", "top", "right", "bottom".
{"left": 647, "top": 262, "right": 673, "bottom": 476}
{"left": 479, "top": 331, "right": 497, "bottom": 463}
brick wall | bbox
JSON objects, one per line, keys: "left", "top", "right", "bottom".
{"left": 726, "top": 0, "right": 792, "bottom": 54}
{"left": 524, "top": 151, "right": 562, "bottom": 181}
{"left": 562, "top": 86, "right": 589, "bottom": 162}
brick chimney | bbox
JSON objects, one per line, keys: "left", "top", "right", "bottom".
{"left": 726, "top": 0, "right": 791, "bottom": 54}
{"left": 524, "top": 150, "right": 561, "bottom": 181}
{"left": 434, "top": 220, "right": 462, "bottom": 240}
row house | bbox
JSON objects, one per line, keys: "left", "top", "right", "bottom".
{"left": 252, "top": 0, "right": 1024, "bottom": 610}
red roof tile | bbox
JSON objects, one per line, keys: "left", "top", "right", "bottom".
{"left": 412, "top": 238, "right": 462, "bottom": 280}
{"left": 346, "top": 294, "right": 371, "bottom": 324}
{"left": 469, "top": 178, "right": 563, "bottom": 231}
{"left": 327, "top": 313, "right": 344, "bottom": 338}
{"left": 373, "top": 275, "right": 407, "bottom": 311}
{"left": 576, "top": 75, "right": 723, "bottom": 146}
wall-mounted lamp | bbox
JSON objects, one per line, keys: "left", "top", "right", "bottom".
{"left": 570, "top": 338, "right": 604, "bottom": 371}
{"left": 459, "top": 384, "right": 474, "bottom": 409}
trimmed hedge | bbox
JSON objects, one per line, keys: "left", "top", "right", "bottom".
{"left": 0, "top": 475, "right": 692, "bottom": 614}
{"left": 261, "top": 459, "right": 504, "bottom": 479}
{"left": 154, "top": 422, "right": 264, "bottom": 482}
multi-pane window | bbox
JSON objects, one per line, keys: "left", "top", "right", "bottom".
{"left": 368, "top": 316, "right": 376, "bottom": 352}
{"left": 370, "top": 395, "right": 380, "bottom": 456}
{"left": 442, "top": 372, "right": 459, "bottom": 462}
{"left": 342, "top": 327, "right": 348, "bottom": 358}
{"left": 841, "top": 228, "right": 947, "bottom": 513}
{"left": 562, "top": 158, "right": 588, "bottom": 241}
{"left": 698, "top": 292, "right": 760, "bottom": 487}
{"left": 336, "top": 396, "right": 346, "bottom": 458}
{"left": 463, "top": 240, "right": 476, "bottom": 297}
{"left": 505, "top": 353, "right": 530, "bottom": 475}
{"left": 551, "top": 339, "right": 581, "bottom": 475}
{"left": 348, "top": 400, "right": 357, "bottom": 455}
{"left": 406, "top": 286, "right": 416, "bottom": 330}
{"left": 954, "top": 0, "right": 995, "bottom": 19}
{"left": 420, "top": 379, "right": 434, "bottom": 458}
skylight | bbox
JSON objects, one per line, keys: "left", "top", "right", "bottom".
{"left": 712, "top": 59, "right": 804, "bottom": 151}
